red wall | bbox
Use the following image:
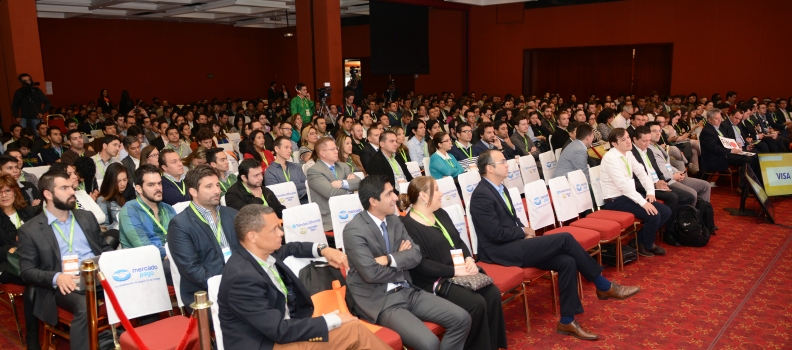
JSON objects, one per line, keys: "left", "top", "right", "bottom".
{"left": 469, "top": 0, "right": 792, "bottom": 99}
{"left": 38, "top": 18, "right": 298, "bottom": 107}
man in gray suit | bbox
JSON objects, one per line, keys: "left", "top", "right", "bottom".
{"left": 307, "top": 137, "right": 362, "bottom": 231}
{"left": 343, "top": 175, "right": 471, "bottom": 350}
{"left": 553, "top": 123, "right": 596, "bottom": 182}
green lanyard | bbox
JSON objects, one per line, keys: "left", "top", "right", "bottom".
{"left": 399, "top": 148, "right": 408, "bottom": 162}
{"left": 282, "top": 166, "right": 291, "bottom": 182}
{"left": 259, "top": 151, "right": 270, "bottom": 166}
{"left": 137, "top": 198, "right": 168, "bottom": 234}
{"left": 387, "top": 156, "right": 402, "bottom": 177}
{"left": 12, "top": 212, "right": 22, "bottom": 229}
{"left": 51, "top": 211, "right": 76, "bottom": 252}
{"left": 641, "top": 152, "right": 653, "bottom": 170}
{"left": 76, "top": 182, "right": 85, "bottom": 191}
{"left": 716, "top": 128, "right": 723, "bottom": 137}
{"left": 620, "top": 156, "right": 632, "bottom": 177}
{"left": 422, "top": 141, "right": 428, "bottom": 155}
{"left": 166, "top": 176, "right": 186, "bottom": 196}
{"left": 219, "top": 181, "right": 228, "bottom": 192}
{"left": 500, "top": 191, "right": 514, "bottom": 215}
{"left": 412, "top": 209, "right": 454, "bottom": 248}
{"left": 94, "top": 155, "right": 107, "bottom": 178}
{"left": 259, "top": 261, "right": 287, "bottom": 303}
{"left": 346, "top": 105, "right": 354, "bottom": 116}
{"left": 346, "top": 159, "right": 355, "bottom": 172}
{"left": 674, "top": 124, "right": 683, "bottom": 135}
{"left": 168, "top": 143, "right": 183, "bottom": 158}
{"left": 243, "top": 183, "right": 269, "bottom": 206}
{"left": 521, "top": 134, "right": 530, "bottom": 153}
{"left": 357, "top": 142, "right": 364, "bottom": 150}
{"left": 442, "top": 154, "right": 455, "bottom": 168}
{"left": 189, "top": 203, "right": 223, "bottom": 245}
{"left": 456, "top": 141, "right": 472, "bottom": 159}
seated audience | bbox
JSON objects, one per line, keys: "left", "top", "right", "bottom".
{"left": 600, "top": 128, "right": 673, "bottom": 257}
{"left": 265, "top": 136, "right": 308, "bottom": 203}
{"left": 337, "top": 133, "right": 365, "bottom": 175}
{"left": 360, "top": 127, "right": 382, "bottom": 170}
{"left": 7, "top": 150, "right": 39, "bottom": 187}
{"left": 182, "top": 146, "right": 207, "bottom": 170}
{"left": 365, "top": 131, "right": 412, "bottom": 193}
{"left": 95, "top": 163, "right": 129, "bottom": 231}
{"left": 429, "top": 132, "right": 464, "bottom": 179}
{"left": 17, "top": 138, "right": 42, "bottom": 168}
{"left": 140, "top": 145, "right": 159, "bottom": 168}
{"left": 406, "top": 119, "right": 428, "bottom": 168}
{"left": 159, "top": 149, "right": 191, "bottom": 205}
{"left": 391, "top": 126, "right": 412, "bottom": 163}
{"left": 39, "top": 126, "right": 67, "bottom": 165}
{"left": 17, "top": 170, "right": 113, "bottom": 350}
{"left": 298, "top": 125, "right": 319, "bottom": 165}
{"left": 510, "top": 115, "right": 539, "bottom": 159}
{"left": 206, "top": 148, "right": 236, "bottom": 196}
{"left": 226, "top": 159, "right": 285, "bottom": 217}
{"left": 449, "top": 122, "right": 479, "bottom": 169}
{"left": 307, "top": 137, "right": 361, "bottom": 231}
{"left": 168, "top": 165, "right": 240, "bottom": 308}
{"left": 120, "top": 136, "right": 141, "bottom": 180}
{"left": 92, "top": 136, "right": 121, "bottom": 182}
{"left": 470, "top": 149, "right": 639, "bottom": 340}
{"left": 343, "top": 175, "right": 472, "bottom": 349}
{"left": 494, "top": 120, "right": 519, "bottom": 159}
{"left": 217, "top": 204, "right": 388, "bottom": 349}
{"left": 400, "top": 176, "right": 506, "bottom": 350}
{"left": 647, "top": 123, "right": 712, "bottom": 207}
{"left": 553, "top": 123, "right": 596, "bottom": 182}
{"left": 244, "top": 130, "right": 276, "bottom": 172}
{"left": 0, "top": 155, "right": 42, "bottom": 209}
{"left": 61, "top": 129, "right": 96, "bottom": 165}
{"left": 163, "top": 124, "right": 192, "bottom": 159}
{"left": 472, "top": 122, "right": 504, "bottom": 156}
{"left": 700, "top": 108, "right": 757, "bottom": 186}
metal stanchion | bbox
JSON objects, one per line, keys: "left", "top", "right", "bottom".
{"left": 190, "top": 291, "right": 213, "bottom": 350}
{"left": 80, "top": 259, "right": 99, "bottom": 350}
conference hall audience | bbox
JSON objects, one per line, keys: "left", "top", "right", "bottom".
{"left": 336, "top": 133, "right": 365, "bottom": 175}
{"left": 428, "top": 132, "right": 464, "bottom": 179}
{"left": 364, "top": 130, "right": 413, "bottom": 194}
{"left": 95, "top": 163, "right": 129, "bottom": 231}
{"left": 406, "top": 119, "right": 428, "bottom": 168}
{"left": 265, "top": 136, "right": 309, "bottom": 204}
{"left": 159, "top": 149, "right": 190, "bottom": 205}
{"left": 306, "top": 137, "right": 361, "bottom": 231}
{"left": 225, "top": 159, "right": 285, "bottom": 217}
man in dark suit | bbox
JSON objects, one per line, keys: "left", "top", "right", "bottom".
{"left": 359, "top": 127, "right": 382, "bottom": 170}
{"left": 472, "top": 122, "right": 503, "bottom": 156}
{"left": 267, "top": 81, "right": 279, "bottom": 103}
{"left": 470, "top": 150, "right": 639, "bottom": 340}
{"left": 168, "top": 165, "right": 240, "bottom": 308}
{"left": 150, "top": 120, "right": 169, "bottom": 151}
{"left": 218, "top": 205, "right": 388, "bottom": 349}
{"left": 550, "top": 111, "right": 572, "bottom": 151}
{"left": 18, "top": 171, "right": 113, "bottom": 350}
{"left": 631, "top": 126, "right": 695, "bottom": 246}
{"left": 365, "top": 131, "right": 412, "bottom": 194}
{"left": 699, "top": 108, "right": 754, "bottom": 183}
{"left": 224, "top": 159, "right": 285, "bottom": 217}
{"left": 343, "top": 175, "right": 471, "bottom": 349}
{"left": 121, "top": 136, "right": 141, "bottom": 180}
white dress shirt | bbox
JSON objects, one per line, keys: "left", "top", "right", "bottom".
{"left": 611, "top": 114, "right": 628, "bottom": 129}
{"left": 599, "top": 148, "right": 655, "bottom": 206}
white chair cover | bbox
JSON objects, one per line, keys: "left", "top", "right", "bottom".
{"left": 352, "top": 172, "right": 365, "bottom": 180}
{"left": 305, "top": 180, "right": 312, "bottom": 203}
{"left": 207, "top": 275, "right": 224, "bottom": 350}
{"left": 422, "top": 158, "right": 432, "bottom": 177}
{"left": 282, "top": 203, "right": 328, "bottom": 275}
{"left": 547, "top": 176, "right": 579, "bottom": 223}
{"left": 24, "top": 165, "right": 50, "bottom": 179}
{"left": 442, "top": 204, "right": 472, "bottom": 253}
{"left": 507, "top": 187, "right": 529, "bottom": 227}
{"left": 171, "top": 201, "right": 191, "bottom": 214}
{"left": 164, "top": 244, "right": 184, "bottom": 308}
{"left": 588, "top": 166, "right": 605, "bottom": 207}
{"left": 504, "top": 159, "right": 524, "bottom": 194}
{"left": 75, "top": 190, "right": 107, "bottom": 225}
{"left": 436, "top": 176, "right": 462, "bottom": 209}
{"left": 539, "top": 151, "right": 557, "bottom": 184}
{"left": 567, "top": 170, "right": 593, "bottom": 213}
{"left": 98, "top": 246, "right": 172, "bottom": 324}
{"left": 329, "top": 194, "right": 364, "bottom": 252}
{"left": 518, "top": 155, "right": 541, "bottom": 185}
{"left": 457, "top": 170, "right": 481, "bottom": 205}
{"left": 405, "top": 161, "right": 422, "bottom": 179}
{"left": 220, "top": 195, "right": 226, "bottom": 206}
{"left": 266, "top": 181, "right": 301, "bottom": 209}
{"left": 523, "top": 179, "right": 554, "bottom": 230}
{"left": 555, "top": 148, "right": 563, "bottom": 164}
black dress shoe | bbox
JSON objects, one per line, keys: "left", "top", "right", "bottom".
{"left": 649, "top": 245, "right": 666, "bottom": 256}
{"left": 713, "top": 226, "right": 719, "bottom": 231}
{"left": 663, "top": 234, "right": 681, "bottom": 247}
{"left": 637, "top": 245, "right": 654, "bottom": 257}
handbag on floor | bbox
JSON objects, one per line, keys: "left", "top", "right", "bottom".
{"left": 600, "top": 244, "right": 638, "bottom": 267}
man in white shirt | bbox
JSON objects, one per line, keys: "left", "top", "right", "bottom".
{"left": 599, "top": 128, "right": 672, "bottom": 257}
{"left": 610, "top": 105, "right": 631, "bottom": 130}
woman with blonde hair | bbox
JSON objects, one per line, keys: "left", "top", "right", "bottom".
{"left": 399, "top": 176, "right": 506, "bottom": 350}
{"left": 336, "top": 133, "right": 365, "bottom": 174}
{"left": 390, "top": 126, "right": 411, "bottom": 163}
{"left": 182, "top": 146, "right": 208, "bottom": 169}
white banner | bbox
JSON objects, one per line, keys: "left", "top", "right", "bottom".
{"left": 504, "top": 159, "right": 525, "bottom": 194}
{"left": 548, "top": 177, "right": 579, "bottom": 223}
{"left": 507, "top": 187, "right": 529, "bottom": 227}
{"left": 518, "top": 155, "right": 540, "bottom": 185}
{"left": 436, "top": 176, "right": 463, "bottom": 209}
{"left": 524, "top": 179, "right": 554, "bottom": 230}
{"left": 329, "top": 194, "right": 365, "bottom": 252}
{"left": 98, "top": 246, "right": 172, "bottom": 324}
{"left": 566, "top": 170, "right": 593, "bottom": 213}
{"left": 267, "top": 181, "right": 301, "bottom": 209}
{"left": 539, "top": 151, "right": 557, "bottom": 185}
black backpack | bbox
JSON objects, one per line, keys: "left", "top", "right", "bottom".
{"left": 696, "top": 200, "right": 716, "bottom": 232}
{"left": 675, "top": 205, "right": 711, "bottom": 247}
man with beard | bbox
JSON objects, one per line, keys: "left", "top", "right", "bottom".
{"left": 118, "top": 164, "right": 177, "bottom": 285}
{"left": 168, "top": 165, "right": 240, "bottom": 309}
{"left": 225, "top": 159, "right": 285, "bottom": 217}
{"left": 17, "top": 170, "right": 113, "bottom": 350}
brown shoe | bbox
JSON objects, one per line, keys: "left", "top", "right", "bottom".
{"left": 556, "top": 320, "right": 598, "bottom": 340}
{"left": 596, "top": 282, "right": 640, "bottom": 300}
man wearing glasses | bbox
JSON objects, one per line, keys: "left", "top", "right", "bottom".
{"left": 306, "top": 138, "right": 361, "bottom": 231}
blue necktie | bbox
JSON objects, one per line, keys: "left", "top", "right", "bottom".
{"left": 380, "top": 221, "right": 391, "bottom": 254}
{"left": 329, "top": 165, "right": 337, "bottom": 179}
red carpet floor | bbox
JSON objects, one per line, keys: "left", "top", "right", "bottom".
{"left": 0, "top": 185, "right": 789, "bottom": 349}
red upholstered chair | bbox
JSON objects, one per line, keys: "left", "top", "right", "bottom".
{"left": 544, "top": 226, "right": 601, "bottom": 261}
{"left": 570, "top": 218, "right": 622, "bottom": 266}
{"left": 119, "top": 316, "right": 198, "bottom": 350}
{"left": 477, "top": 262, "right": 530, "bottom": 332}
{"left": 43, "top": 302, "right": 110, "bottom": 350}
{"left": 586, "top": 210, "right": 638, "bottom": 271}
{"left": 0, "top": 283, "right": 25, "bottom": 342}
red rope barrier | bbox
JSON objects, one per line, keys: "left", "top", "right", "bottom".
{"left": 99, "top": 278, "right": 149, "bottom": 350}
{"left": 175, "top": 315, "right": 198, "bottom": 350}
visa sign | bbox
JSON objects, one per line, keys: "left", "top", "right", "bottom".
{"left": 767, "top": 166, "right": 792, "bottom": 187}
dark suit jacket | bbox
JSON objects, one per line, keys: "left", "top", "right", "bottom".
{"left": 0, "top": 206, "right": 37, "bottom": 273}
{"left": 17, "top": 209, "right": 111, "bottom": 325}
{"left": 631, "top": 147, "right": 665, "bottom": 194}
{"left": 168, "top": 205, "right": 240, "bottom": 306}
{"left": 359, "top": 143, "right": 378, "bottom": 171}
{"left": 365, "top": 150, "right": 412, "bottom": 193}
{"left": 342, "top": 211, "right": 421, "bottom": 323}
{"left": 351, "top": 139, "right": 366, "bottom": 156}
{"left": 472, "top": 140, "right": 495, "bottom": 157}
{"left": 219, "top": 244, "right": 325, "bottom": 350}
{"left": 39, "top": 145, "right": 67, "bottom": 165}
{"left": 267, "top": 87, "right": 279, "bottom": 103}
{"left": 551, "top": 128, "right": 571, "bottom": 151}
{"left": 151, "top": 137, "right": 166, "bottom": 151}
{"left": 121, "top": 156, "right": 137, "bottom": 181}
{"left": 699, "top": 123, "right": 731, "bottom": 173}
{"left": 469, "top": 179, "right": 524, "bottom": 266}
{"left": 224, "top": 180, "right": 285, "bottom": 218}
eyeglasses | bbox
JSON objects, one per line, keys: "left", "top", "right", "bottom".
{"left": 0, "top": 189, "right": 14, "bottom": 197}
{"left": 460, "top": 130, "right": 472, "bottom": 134}
{"left": 149, "top": 153, "right": 159, "bottom": 158}
{"left": 281, "top": 127, "right": 293, "bottom": 131}
{"left": 489, "top": 160, "right": 508, "bottom": 166}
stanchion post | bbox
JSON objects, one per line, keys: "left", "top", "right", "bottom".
{"left": 80, "top": 259, "right": 99, "bottom": 350}
{"left": 190, "top": 291, "right": 213, "bottom": 350}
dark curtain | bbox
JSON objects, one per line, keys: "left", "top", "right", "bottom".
{"left": 354, "top": 57, "right": 415, "bottom": 102}
{"left": 633, "top": 45, "right": 673, "bottom": 97}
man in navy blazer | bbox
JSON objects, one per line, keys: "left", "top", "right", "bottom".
{"left": 470, "top": 150, "right": 639, "bottom": 340}
{"left": 471, "top": 122, "right": 503, "bottom": 156}
{"left": 218, "top": 205, "right": 388, "bottom": 350}
{"left": 168, "top": 165, "right": 240, "bottom": 308}
{"left": 699, "top": 108, "right": 754, "bottom": 181}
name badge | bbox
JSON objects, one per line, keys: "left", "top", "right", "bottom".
{"left": 396, "top": 176, "right": 407, "bottom": 184}
{"left": 650, "top": 170, "right": 659, "bottom": 182}
{"left": 62, "top": 254, "right": 80, "bottom": 275}
{"left": 450, "top": 249, "right": 464, "bottom": 266}
{"left": 222, "top": 247, "right": 232, "bottom": 263}
{"left": 664, "top": 163, "right": 674, "bottom": 173}
{"left": 305, "top": 109, "right": 311, "bottom": 117}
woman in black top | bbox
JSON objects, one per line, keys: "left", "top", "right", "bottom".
{"left": 98, "top": 89, "right": 112, "bottom": 112}
{"left": 0, "top": 174, "right": 36, "bottom": 285}
{"left": 399, "top": 176, "right": 506, "bottom": 350}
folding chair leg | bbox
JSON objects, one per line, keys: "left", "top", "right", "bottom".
{"left": 550, "top": 271, "right": 560, "bottom": 318}
{"left": 577, "top": 273, "right": 584, "bottom": 303}
{"left": 7, "top": 292, "right": 23, "bottom": 342}
{"left": 521, "top": 282, "right": 530, "bottom": 333}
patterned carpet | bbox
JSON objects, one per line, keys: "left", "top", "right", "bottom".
{"left": 0, "top": 185, "right": 789, "bottom": 349}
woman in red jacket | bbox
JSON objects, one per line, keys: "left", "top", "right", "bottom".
{"left": 243, "top": 130, "right": 275, "bottom": 172}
